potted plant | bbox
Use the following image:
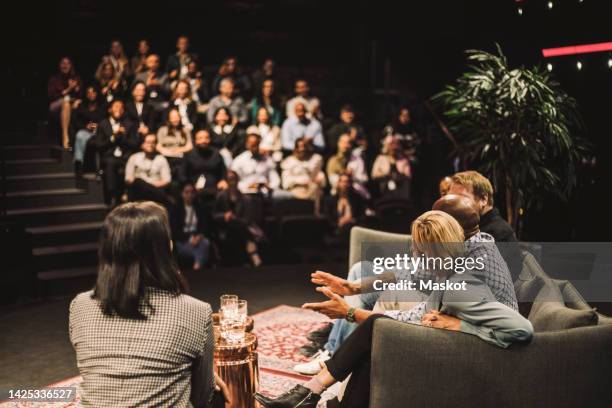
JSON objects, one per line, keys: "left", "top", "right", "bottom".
{"left": 434, "top": 45, "right": 589, "bottom": 231}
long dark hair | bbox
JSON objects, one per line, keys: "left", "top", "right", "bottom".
{"left": 92, "top": 201, "right": 186, "bottom": 319}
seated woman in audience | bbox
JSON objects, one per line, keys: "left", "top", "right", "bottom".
{"left": 250, "top": 78, "right": 282, "bottom": 126}
{"left": 170, "top": 183, "right": 211, "bottom": 271}
{"left": 73, "top": 85, "right": 105, "bottom": 173}
{"left": 382, "top": 106, "right": 420, "bottom": 163}
{"left": 48, "top": 57, "right": 82, "bottom": 148}
{"left": 125, "top": 81, "right": 157, "bottom": 137}
{"left": 212, "top": 56, "right": 252, "bottom": 98}
{"left": 326, "top": 133, "right": 370, "bottom": 199}
{"left": 95, "top": 62, "right": 126, "bottom": 104}
{"left": 130, "top": 39, "right": 150, "bottom": 76}
{"left": 207, "top": 107, "right": 242, "bottom": 166}
{"left": 214, "top": 170, "right": 263, "bottom": 267}
{"left": 371, "top": 135, "right": 412, "bottom": 198}
{"left": 256, "top": 210, "right": 533, "bottom": 408}
{"left": 157, "top": 108, "right": 193, "bottom": 180}
{"left": 251, "top": 107, "right": 281, "bottom": 162}
{"left": 324, "top": 173, "right": 366, "bottom": 238}
{"left": 281, "top": 137, "right": 326, "bottom": 211}
{"left": 169, "top": 79, "right": 198, "bottom": 132}
{"left": 69, "top": 201, "right": 229, "bottom": 408}
{"left": 97, "top": 40, "right": 131, "bottom": 80}
{"left": 125, "top": 134, "right": 171, "bottom": 206}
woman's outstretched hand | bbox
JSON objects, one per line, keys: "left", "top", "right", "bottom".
{"left": 421, "top": 310, "right": 461, "bottom": 331}
{"left": 214, "top": 373, "right": 232, "bottom": 404}
{"left": 302, "top": 287, "right": 351, "bottom": 319}
{"left": 311, "top": 271, "right": 359, "bottom": 297}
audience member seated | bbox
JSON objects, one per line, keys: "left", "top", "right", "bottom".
{"left": 258, "top": 212, "right": 532, "bottom": 408}
{"left": 250, "top": 78, "right": 282, "bottom": 126}
{"left": 285, "top": 79, "right": 322, "bottom": 120}
{"left": 281, "top": 138, "right": 326, "bottom": 212}
{"left": 207, "top": 78, "right": 248, "bottom": 126}
{"left": 95, "top": 62, "right": 126, "bottom": 104}
{"left": 125, "top": 134, "right": 171, "bottom": 206}
{"left": 212, "top": 56, "right": 252, "bottom": 98}
{"left": 207, "top": 107, "right": 242, "bottom": 167}
{"left": 69, "top": 202, "right": 229, "bottom": 407}
{"left": 382, "top": 106, "right": 420, "bottom": 162}
{"left": 327, "top": 104, "right": 366, "bottom": 154}
{"left": 251, "top": 107, "right": 281, "bottom": 162}
{"left": 130, "top": 39, "right": 150, "bottom": 76}
{"left": 73, "top": 85, "right": 105, "bottom": 174}
{"left": 133, "top": 54, "right": 170, "bottom": 113}
{"left": 95, "top": 99, "right": 138, "bottom": 206}
{"left": 48, "top": 57, "right": 82, "bottom": 148}
{"left": 231, "top": 133, "right": 284, "bottom": 198}
{"left": 165, "top": 35, "right": 198, "bottom": 82}
{"left": 183, "top": 129, "right": 227, "bottom": 200}
{"left": 156, "top": 108, "right": 193, "bottom": 181}
{"left": 281, "top": 102, "right": 325, "bottom": 153}
{"left": 214, "top": 170, "right": 263, "bottom": 267}
{"left": 324, "top": 173, "right": 366, "bottom": 239}
{"left": 125, "top": 81, "right": 157, "bottom": 137}
{"left": 439, "top": 175, "right": 452, "bottom": 196}
{"left": 326, "top": 134, "right": 369, "bottom": 199}
{"left": 251, "top": 58, "right": 283, "bottom": 100}
{"left": 185, "top": 60, "right": 209, "bottom": 109}
{"left": 169, "top": 79, "right": 198, "bottom": 131}
{"left": 371, "top": 135, "right": 412, "bottom": 198}
{"left": 170, "top": 183, "right": 211, "bottom": 270}
{"left": 96, "top": 40, "right": 131, "bottom": 80}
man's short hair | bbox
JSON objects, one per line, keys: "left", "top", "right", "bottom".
{"left": 451, "top": 170, "right": 494, "bottom": 205}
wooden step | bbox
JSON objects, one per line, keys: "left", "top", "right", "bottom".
{"left": 4, "top": 187, "right": 95, "bottom": 209}
{"left": 0, "top": 145, "right": 61, "bottom": 160}
{"left": 3, "top": 157, "right": 73, "bottom": 175}
{"left": 27, "top": 221, "right": 103, "bottom": 247}
{"left": 33, "top": 242, "right": 98, "bottom": 270}
{"left": 4, "top": 172, "right": 77, "bottom": 191}
{"left": 5, "top": 203, "right": 109, "bottom": 227}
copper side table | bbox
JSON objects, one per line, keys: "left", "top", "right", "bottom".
{"left": 214, "top": 319, "right": 259, "bottom": 408}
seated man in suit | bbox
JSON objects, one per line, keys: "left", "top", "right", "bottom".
{"left": 95, "top": 99, "right": 138, "bottom": 206}
{"left": 125, "top": 81, "right": 157, "bottom": 137}
{"left": 183, "top": 129, "right": 227, "bottom": 201}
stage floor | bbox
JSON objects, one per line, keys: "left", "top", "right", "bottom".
{"left": 0, "top": 262, "right": 346, "bottom": 391}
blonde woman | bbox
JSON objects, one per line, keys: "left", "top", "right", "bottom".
{"left": 256, "top": 211, "right": 533, "bottom": 408}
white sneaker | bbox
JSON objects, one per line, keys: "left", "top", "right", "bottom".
{"left": 294, "top": 349, "right": 331, "bottom": 375}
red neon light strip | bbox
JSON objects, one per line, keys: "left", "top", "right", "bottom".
{"left": 542, "top": 42, "right": 612, "bottom": 57}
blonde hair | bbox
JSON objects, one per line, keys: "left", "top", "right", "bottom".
{"left": 411, "top": 210, "right": 465, "bottom": 260}
{"left": 451, "top": 170, "right": 494, "bottom": 205}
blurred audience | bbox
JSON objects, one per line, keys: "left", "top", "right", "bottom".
{"left": 281, "top": 102, "right": 325, "bottom": 153}
{"left": 183, "top": 129, "right": 227, "bottom": 200}
{"left": 327, "top": 104, "right": 366, "bottom": 154}
{"left": 73, "top": 86, "right": 105, "bottom": 172}
{"left": 125, "top": 133, "right": 171, "bottom": 206}
{"left": 207, "top": 78, "right": 248, "bottom": 125}
{"left": 327, "top": 134, "right": 369, "bottom": 199}
{"left": 281, "top": 138, "right": 326, "bottom": 210}
{"left": 48, "top": 57, "right": 82, "bottom": 148}
{"left": 371, "top": 135, "right": 412, "bottom": 198}
{"left": 286, "top": 79, "right": 321, "bottom": 120}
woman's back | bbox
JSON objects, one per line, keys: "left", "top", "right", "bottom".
{"left": 70, "top": 288, "right": 214, "bottom": 407}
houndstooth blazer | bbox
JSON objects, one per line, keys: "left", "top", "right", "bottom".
{"left": 69, "top": 288, "right": 214, "bottom": 407}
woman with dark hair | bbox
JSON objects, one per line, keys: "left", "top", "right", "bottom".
{"left": 250, "top": 79, "right": 282, "bottom": 126}
{"left": 207, "top": 106, "right": 242, "bottom": 166}
{"left": 95, "top": 61, "right": 126, "bottom": 104}
{"left": 157, "top": 108, "right": 193, "bottom": 181}
{"left": 73, "top": 85, "right": 105, "bottom": 172}
{"left": 169, "top": 79, "right": 198, "bottom": 131}
{"left": 125, "top": 81, "right": 157, "bottom": 137}
{"left": 96, "top": 40, "right": 131, "bottom": 80}
{"left": 69, "top": 201, "right": 230, "bottom": 407}
{"left": 130, "top": 39, "right": 150, "bottom": 76}
{"left": 48, "top": 57, "right": 82, "bottom": 148}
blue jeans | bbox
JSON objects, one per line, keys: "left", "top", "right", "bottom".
{"left": 176, "top": 237, "right": 210, "bottom": 267}
{"left": 324, "top": 261, "right": 378, "bottom": 354}
{"left": 74, "top": 129, "right": 94, "bottom": 163}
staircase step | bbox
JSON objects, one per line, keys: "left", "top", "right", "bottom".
{"left": 33, "top": 242, "right": 98, "bottom": 270}
{"left": 27, "top": 221, "right": 103, "bottom": 247}
{"left": 4, "top": 187, "right": 98, "bottom": 209}
{"left": 5, "top": 203, "right": 110, "bottom": 227}
{"left": 38, "top": 266, "right": 98, "bottom": 281}
{"left": 1, "top": 145, "right": 61, "bottom": 160}
{"left": 4, "top": 172, "right": 77, "bottom": 191}
{"left": 4, "top": 157, "right": 73, "bottom": 175}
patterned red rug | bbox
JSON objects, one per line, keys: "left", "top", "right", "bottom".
{"left": 0, "top": 305, "right": 331, "bottom": 407}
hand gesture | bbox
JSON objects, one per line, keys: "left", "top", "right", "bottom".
{"left": 421, "top": 310, "right": 461, "bottom": 331}
{"left": 311, "top": 271, "right": 357, "bottom": 296}
{"left": 302, "top": 287, "right": 350, "bottom": 319}
{"left": 214, "top": 373, "right": 232, "bottom": 405}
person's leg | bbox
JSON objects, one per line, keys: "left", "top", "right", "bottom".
{"left": 73, "top": 130, "right": 93, "bottom": 163}
{"left": 104, "top": 157, "right": 118, "bottom": 204}
{"left": 129, "top": 179, "right": 170, "bottom": 206}
{"left": 193, "top": 237, "right": 210, "bottom": 269}
{"left": 60, "top": 99, "right": 72, "bottom": 148}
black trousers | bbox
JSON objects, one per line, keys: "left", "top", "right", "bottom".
{"left": 324, "top": 314, "right": 391, "bottom": 408}
{"left": 102, "top": 155, "right": 128, "bottom": 202}
{"left": 128, "top": 178, "right": 171, "bottom": 207}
